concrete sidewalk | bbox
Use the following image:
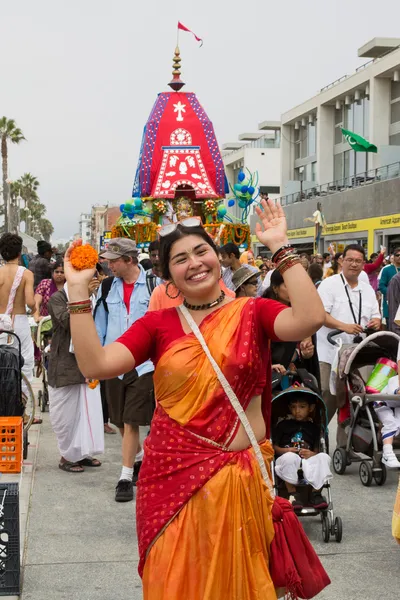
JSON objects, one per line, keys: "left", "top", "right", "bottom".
{"left": 20, "top": 414, "right": 400, "bottom": 599}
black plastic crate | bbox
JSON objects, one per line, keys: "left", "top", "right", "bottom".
{"left": 0, "top": 483, "right": 20, "bottom": 596}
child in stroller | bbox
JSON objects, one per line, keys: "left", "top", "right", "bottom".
{"left": 374, "top": 373, "right": 400, "bottom": 468}
{"left": 273, "top": 389, "right": 333, "bottom": 512}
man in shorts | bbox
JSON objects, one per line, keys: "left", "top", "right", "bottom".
{"left": 95, "top": 238, "right": 154, "bottom": 502}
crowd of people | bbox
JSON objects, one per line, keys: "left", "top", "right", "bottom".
{"left": 0, "top": 198, "right": 399, "bottom": 598}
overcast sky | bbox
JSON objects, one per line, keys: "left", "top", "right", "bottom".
{"left": 2, "top": 0, "right": 400, "bottom": 239}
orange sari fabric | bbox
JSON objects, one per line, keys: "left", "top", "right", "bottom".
{"left": 137, "top": 298, "right": 281, "bottom": 598}
{"left": 143, "top": 441, "right": 276, "bottom": 600}
{"left": 393, "top": 475, "right": 400, "bottom": 544}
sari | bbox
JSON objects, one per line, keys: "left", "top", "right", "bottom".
{"left": 118, "top": 297, "right": 286, "bottom": 599}
{"left": 393, "top": 476, "right": 400, "bottom": 544}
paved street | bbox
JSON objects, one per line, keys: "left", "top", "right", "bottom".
{"left": 18, "top": 411, "right": 399, "bottom": 599}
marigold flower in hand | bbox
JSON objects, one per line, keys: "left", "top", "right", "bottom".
{"left": 70, "top": 244, "right": 99, "bottom": 271}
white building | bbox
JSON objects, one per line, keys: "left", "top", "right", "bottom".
{"left": 79, "top": 213, "right": 92, "bottom": 245}
{"left": 281, "top": 37, "right": 400, "bottom": 201}
{"left": 275, "top": 37, "right": 400, "bottom": 255}
{"left": 222, "top": 122, "right": 281, "bottom": 226}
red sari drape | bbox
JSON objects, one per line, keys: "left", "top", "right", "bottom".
{"left": 125, "top": 298, "right": 284, "bottom": 599}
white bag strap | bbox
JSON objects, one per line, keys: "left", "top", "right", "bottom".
{"left": 179, "top": 304, "right": 275, "bottom": 497}
{"left": 6, "top": 266, "right": 25, "bottom": 315}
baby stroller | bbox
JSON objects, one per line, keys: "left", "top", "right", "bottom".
{"left": 271, "top": 374, "right": 343, "bottom": 543}
{"left": 0, "top": 329, "right": 36, "bottom": 460}
{"left": 329, "top": 330, "right": 400, "bottom": 487}
{"left": 35, "top": 316, "right": 52, "bottom": 413}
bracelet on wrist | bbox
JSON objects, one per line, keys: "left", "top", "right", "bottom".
{"left": 68, "top": 299, "right": 91, "bottom": 306}
{"left": 272, "top": 244, "right": 294, "bottom": 263}
{"left": 68, "top": 306, "right": 93, "bottom": 315}
{"left": 275, "top": 255, "right": 301, "bottom": 275}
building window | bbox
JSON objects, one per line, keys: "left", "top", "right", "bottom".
{"left": 311, "top": 161, "right": 317, "bottom": 182}
{"left": 259, "top": 185, "right": 280, "bottom": 194}
{"left": 334, "top": 153, "right": 343, "bottom": 182}
{"left": 344, "top": 105, "right": 353, "bottom": 131}
{"left": 391, "top": 100, "right": 400, "bottom": 124}
{"left": 294, "top": 121, "right": 317, "bottom": 160}
{"left": 307, "top": 122, "right": 316, "bottom": 156}
{"left": 390, "top": 133, "right": 400, "bottom": 145}
{"left": 391, "top": 81, "right": 400, "bottom": 101}
{"left": 294, "top": 128, "right": 301, "bottom": 159}
{"left": 334, "top": 107, "right": 343, "bottom": 144}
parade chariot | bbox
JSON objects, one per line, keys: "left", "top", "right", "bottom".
{"left": 111, "top": 47, "right": 259, "bottom": 250}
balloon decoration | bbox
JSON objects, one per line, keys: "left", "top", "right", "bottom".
{"left": 227, "top": 169, "right": 260, "bottom": 224}
{"left": 217, "top": 205, "right": 227, "bottom": 219}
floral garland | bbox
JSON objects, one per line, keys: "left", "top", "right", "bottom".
{"left": 153, "top": 200, "right": 167, "bottom": 215}
{"left": 204, "top": 223, "right": 250, "bottom": 247}
{"left": 111, "top": 222, "right": 158, "bottom": 244}
{"left": 203, "top": 199, "right": 217, "bottom": 216}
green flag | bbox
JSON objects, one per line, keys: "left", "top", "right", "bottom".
{"left": 341, "top": 128, "right": 377, "bottom": 153}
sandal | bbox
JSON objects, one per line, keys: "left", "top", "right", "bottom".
{"left": 33, "top": 417, "right": 43, "bottom": 425}
{"left": 104, "top": 423, "right": 116, "bottom": 434}
{"left": 78, "top": 457, "right": 102, "bottom": 467}
{"left": 59, "top": 461, "right": 85, "bottom": 473}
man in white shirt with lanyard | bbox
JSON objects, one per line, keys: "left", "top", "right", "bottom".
{"left": 317, "top": 244, "right": 381, "bottom": 444}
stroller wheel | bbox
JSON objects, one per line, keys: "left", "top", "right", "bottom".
{"left": 373, "top": 463, "right": 387, "bottom": 486}
{"left": 334, "top": 516, "right": 343, "bottom": 543}
{"left": 359, "top": 461, "right": 373, "bottom": 486}
{"left": 321, "top": 514, "right": 330, "bottom": 543}
{"left": 333, "top": 448, "right": 347, "bottom": 475}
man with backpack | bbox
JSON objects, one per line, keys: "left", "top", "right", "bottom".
{"left": 94, "top": 238, "right": 155, "bottom": 502}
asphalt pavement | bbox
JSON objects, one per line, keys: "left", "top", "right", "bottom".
{"left": 18, "top": 408, "right": 400, "bottom": 600}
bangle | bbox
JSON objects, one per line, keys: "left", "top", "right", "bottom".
{"left": 273, "top": 247, "right": 297, "bottom": 265}
{"left": 272, "top": 244, "right": 294, "bottom": 263}
{"left": 276, "top": 255, "right": 301, "bottom": 275}
{"left": 69, "top": 306, "right": 93, "bottom": 315}
{"left": 68, "top": 299, "right": 91, "bottom": 306}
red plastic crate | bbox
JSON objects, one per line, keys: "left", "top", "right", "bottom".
{"left": 0, "top": 417, "right": 23, "bottom": 473}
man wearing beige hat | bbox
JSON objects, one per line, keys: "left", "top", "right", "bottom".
{"left": 232, "top": 266, "right": 260, "bottom": 298}
{"left": 94, "top": 238, "right": 154, "bottom": 502}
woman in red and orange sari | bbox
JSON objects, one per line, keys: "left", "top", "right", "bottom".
{"left": 64, "top": 200, "right": 326, "bottom": 600}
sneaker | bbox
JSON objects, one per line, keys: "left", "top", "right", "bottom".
{"left": 382, "top": 452, "right": 400, "bottom": 469}
{"left": 309, "top": 492, "right": 328, "bottom": 510}
{"left": 115, "top": 479, "right": 134, "bottom": 502}
{"left": 132, "top": 461, "right": 142, "bottom": 486}
{"left": 289, "top": 493, "right": 303, "bottom": 512}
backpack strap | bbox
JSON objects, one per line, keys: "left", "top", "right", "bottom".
{"left": 93, "top": 276, "right": 114, "bottom": 319}
{"left": 145, "top": 271, "right": 157, "bottom": 295}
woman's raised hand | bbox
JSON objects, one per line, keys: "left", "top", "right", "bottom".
{"left": 64, "top": 240, "right": 96, "bottom": 294}
{"left": 255, "top": 199, "right": 289, "bottom": 254}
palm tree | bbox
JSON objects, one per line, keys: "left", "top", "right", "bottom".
{"left": 0, "top": 118, "right": 26, "bottom": 231}
{"left": 17, "top": 172, "right": 39, "bottom": 207}
{"left": 38, "top": 218, "right": 54, "bottom": 242}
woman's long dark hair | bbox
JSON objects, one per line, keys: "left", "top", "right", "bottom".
{"left": 159, "top": 225, "right": 218, "bottom": 280}
{"left": 262, "top": 269, "right": 284, "bottom": 301}
{"left": 331, "top": 252, "right": 342, "bottom": 275}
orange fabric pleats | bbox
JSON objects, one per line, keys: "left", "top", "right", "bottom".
{"left": 142, "top": 441, "right": 277, "bottom": 600}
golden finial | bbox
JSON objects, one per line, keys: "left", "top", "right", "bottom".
{"left": 168, "top": 46, "right": 185, "bottom": 91}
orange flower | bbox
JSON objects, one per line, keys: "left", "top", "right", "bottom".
{"left": 88, "top": 379, "right": 99, "bottom": 389}
{"left": 70, "top": 244, "right": 99, "bottom": 271}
